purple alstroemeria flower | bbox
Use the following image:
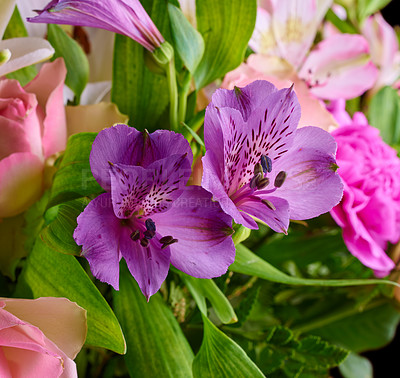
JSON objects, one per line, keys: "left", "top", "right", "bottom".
{"left": 202, "top": 80, "right": 343, "bottom": 233}
{"left": 27, "top": 0, "right": 164, "bottom": 52}
{"left": 74, "top": 124, "right": 235, "bottom": 299}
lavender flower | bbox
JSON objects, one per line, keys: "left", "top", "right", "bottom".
{"left": 202, "top": 80, "right": 343, "bottom": 233}
{"left": 74, "top": 124, "right": 235, "bottom": 299}
{"left": 28, "top": 0, "right": 164, "bottom": 52}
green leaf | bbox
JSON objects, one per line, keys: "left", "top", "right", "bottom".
{"left": 309, "top": 302, "right": 400, "bottom": 352}
{"left": 231, "top": 244, "right": 400, "bottom": 288}
{"left": 258, "top": 326, "right": 349, "bottom": 376}
{"left": 113, "top": 262, "right": 194, "bottom": 377}
{"left": 47, "top": 24, "right": 89, "bottom": 103}
{"left": 193, "top": 315, "right": 265, "bottom": 378}
{"left": 231, "top": 285, "right": 260, "bottom": 328}
{"left": 168, "top": 3, "right": 204, "bottom": 73}
{"left": 194, "top": 0, "right": 257, "bottom": 89}
{"left": 182, "top": 121, "right": 205, "bottom": 150}
{"left": 15, "top": 237, "right": 126, "bottom": 354}
{"left": 339, "top": 353, "right": 373, "bottom": 378}
{"left": 49, "top": 133, "right": 103, "bottom": 207}
{"left": 41, "top": 198, "right": 90, "bottom": 256}
{"left": 325, "top": 9, "right": 357, "bottom": 34}
{"left": 4, "top": 6, "right": 37, "bottom": 85}
{"left": 368, "top": 86, "right": 400, "bottom": 145}
{"left": 181, "top": 273, "right": 237, "bottom": 324}
{"left": 357, "top": 0, "right": 391, "bottom": 22}
{"left": 112, "top": 0, "right": 171, "bottom": 132}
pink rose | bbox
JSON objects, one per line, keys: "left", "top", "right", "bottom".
{"left": 0, "top": 297, "right": 87, "bottom": 377}
{"left": 330, "top": 104, "right": 400, "bottom": 276}
{"left": 0, "top": 58, "right": 67, "bottom": 218}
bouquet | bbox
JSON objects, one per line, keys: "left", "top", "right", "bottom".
{"left": 1, "top": 0, "right": 399, "bottom": 376}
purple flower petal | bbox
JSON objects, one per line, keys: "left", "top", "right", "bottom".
{"left": 90, "top": 124, "right": 192, "bottom": 191}
{"left": 270, "top": 126, "right": 343, "bottom": 220}
{"left": 109, "top": 153, "right": 191, "bottom": 218}
{"left": 237, "top": 196, "right": 290, "bottom": 234}
{"left": 151, "top": 186, "right": 236, "bottom": 278}
{"left": 73, "top": 194, "right": 121, "bottom": 290}
{"left": 202, "top": 150, "right": 258, "bottom": 229}
{"left": 90, "top": 124, "right": 143, "bottom": 190}
{"left": 119, "top": 227, "right": 171, "bottom": 300}
{"left": 28, "top": 0, "right": 164, "bottom": 52}
{"left": 210, "top": 80, "right": 278, "bottom": 121}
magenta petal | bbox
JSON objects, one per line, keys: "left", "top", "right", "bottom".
{"left": 299, "top": 34, "right": 378, "bottom": 100}
{"left": 74, "top": 194, "right": 121, "bottom": 290}
{"left": 238, "top": 196, "right": 290, "bottom": 234}
{"left": 272, "top": 126, "right": 343, "bottom": 219}
{"left": 90, "top": 124, "right": 143, "bottom": 190}
{"left": 120, "top": 228, "right": 171, "bottom": 300}
{"left": 151, "top": 186, "right": 235, "bottom": 279}
{"left": 210, "top": 80, "right": 278, "bottom": 121}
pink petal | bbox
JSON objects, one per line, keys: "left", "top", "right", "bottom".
{"left": 0, "top": 152, "right": 43, "bottom": 218}
{"left": 249, "top": 7, "right": 278, "bottom": 55}
{"left": 1, "top": 297, "right": 87, "bottom": 360}
{"left": 24, "top": 58, "right": 67, "bottom": 158}
{"left": 299, "top": 34, "right": 379, "bottom": 99}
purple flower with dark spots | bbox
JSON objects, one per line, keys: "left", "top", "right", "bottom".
{"left": 28, "top": 0, "right": 164, "bottom": 52}
{"left": 202, "top": 80, "right": 343, "bottom": 233}
{"left": 74, "top": 124, "right": 235, "bottom": 299}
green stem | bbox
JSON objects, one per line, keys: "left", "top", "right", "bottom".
{"left": 178, "top": 71, "right": 192, "bottom": 124}
{"left": 292, "top": 299, "right": 386, "bottom": 335}
{"left": 166, "top": 57, "right": 179, "bottom": 131}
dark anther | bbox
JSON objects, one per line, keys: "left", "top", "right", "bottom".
{"left": 144, "top": 230, "right": 156, "bottom": 240}
{"left": 140, "top": 238, "right": 149, "bottom": 247}
{"left": 130, "top": 230, "right": 140, "bottom": 241}
{"left": 145, "top": 218, "right": 156, "bottom": 232}
{"left": 254, "top": 163, "right": 263, "bottom": 176}
{"left": 161, "top": 238, "right": 178, "bottom": 249}
{"left": 160, "top": 235, "right": 174, "bottom": 244}
{"left": 256, "top": 177, "right": 270, "bottom": 190}
{"left": 261, "top": 199, "right": 276, "bottom": 211}
{"left": 250, "top": 173, "right": 261, "bottom": 189}
{"left": 260, "top": 155, "right": 272, "bottom": 173}
{"left": 274, "top": 171, "right": 287, "bottom": 188}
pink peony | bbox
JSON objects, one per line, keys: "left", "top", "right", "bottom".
{"left": 0, "top": 58, "right": 67, "bottom": 218}
{"left": 0, "top": 297, "right": 87, "bottom": 377}
{"left": 330, "top": 103, "right": 400, "bottom": 276}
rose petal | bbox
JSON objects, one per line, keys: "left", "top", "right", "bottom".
{"left": 0, "top": 152, "right": 43, "bottom": 218}
{"left": 1, "top": 297, "right": 87, "bottom": 360}
{"left": 24, "top": 58, "right": 67, "bottom": 158}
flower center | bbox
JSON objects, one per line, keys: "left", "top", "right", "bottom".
{"left": 129, "top": 218, "right": 178, "bottom": 249}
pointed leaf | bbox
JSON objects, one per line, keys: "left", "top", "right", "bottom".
{"left": 193, "top": 314, "right": 265, "bottom": 377}
{"left": 231, "top": 244, "right": 400, "bottom": 288}
{"left": 168, "top": 3, "right": 204, "bottom": 73}
{"left": 47, "top": 24, "right": 89, "bottom": 103}
{"left": 41, "top": 198, "right": 90, "bottom": 256}
{"left": 181, "top": 273, "right": 237, "bottom": 324}
{"left": 15, "top": 237, "right": 126, "bottom": 354}
{"left": 194, "top": 0, "right": 257, "bottom": 89}
{"left": 113, "top": 262, "right": 194, "bottom": 377}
